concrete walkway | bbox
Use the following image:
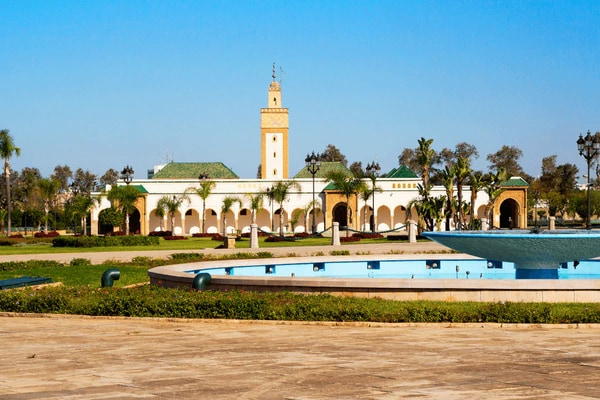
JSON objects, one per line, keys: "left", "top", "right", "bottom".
{"left": 2, "top": 314, "right": 600, "bottom": 399}
{"left": 0, "top": 241, "right": 452, "bottom": 264}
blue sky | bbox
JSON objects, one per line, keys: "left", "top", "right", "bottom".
{"left": 1, "top": 1, "right": 599, "bottom": 180}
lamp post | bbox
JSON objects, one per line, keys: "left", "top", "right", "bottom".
{"left": 305, "top": 152, "right": 321, "bottom": 233}
{"left": 121, "top": 165, "right": 134, "bottom": 185}
{"left": 577, "top": 131, "right": 599, "bottom": 230}
{"left": 120, "top": 165, "right": 135, "bottom": 234}
{"left": 366, "top": 161, "right": 380, "bottom": 233}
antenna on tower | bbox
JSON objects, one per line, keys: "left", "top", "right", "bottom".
{"left": 272, "top": 62, "right": 276, "bottom": 81}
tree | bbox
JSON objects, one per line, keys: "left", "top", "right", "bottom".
{"left": 483, "top": 167, "right": 509, "bottom": 226}
{"left": 318, "top": 144, "right": 348, "bottom": 166}
{"left": 70, "top": 194, "right": 96, "bottom": 235}
{"left": 269, "top": 180, "right": 301, "bottom": 236}
{"left": 245, "top": 192, "right": 264, "bottom": 225}
{"left": 454, "top": 156, "right": 472, "bottom": 228}
{"left": 440, "top": 166, "right": 456, "bottom": 230}
{"left": 487, "top": 145, "right": 527, "bottom": 178}
{"left": 106, "top": 185, "right": 140, "bottom": 235}
{"left": 349, "top": 161, "right": 365, "bottom": 178}
{"left": 184, "top": 180, "right": 216, "bottom": 234}
{"left": 439, "top": 142, "right": 479, "bottom": 167}
{"left": 358, "top": 184, "right": 372, "bottom": 231}
{"left": 99, "top": 168, "right": 119, "bottom": 188}
{"left": 153, "top": 204, "right": 166, "bottom": 231}
{"left": 325, "top": 171, "right": 365, "bottom": 237}
{"left": 468, "top": 171, "right": 486, "bottom": 228}
{"left": 416, "top": 137, "right": 437, "bottom": 197}
{"left": 51, "top": 165, "right": 72, "bottom": 193}
{"left": 221, "top": 196, "right": 242, "bottom": 235}
{"left": 0, "top": 129, "right": 21, "bottom": 236}
{"left": 37, "top": 178, "right": 60, "bottom": 231}
{"left": 72, "top": 168, "right": 97, "bottom": 195}
{"left": 157, "top": 195, "right": 188, "bottom": 232}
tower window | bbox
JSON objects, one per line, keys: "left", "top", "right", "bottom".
{"left": 273, "top": 97, "right": 277, "bottom": 105}
{"left": 273, "top": 152, "right": 276, "bottom": 158}
{"left": 272, "top": 136, "right": 277, "bottom": 142}
{"left": 273, "top": 169, "right": 277, "bottom": 176}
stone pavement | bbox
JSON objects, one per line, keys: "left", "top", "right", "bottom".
{"left": 2, "top": 314, "right": 600, "bottom": 399}
{"left": 0, "top": 241, "right": 451, "bottom": 265}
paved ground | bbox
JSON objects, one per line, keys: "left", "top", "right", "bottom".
{"left": 2, "top": 314, "right": 600, "bottom": 399}
{"left": 0, "top": 241, "right": 452, "bottom": 264}
{"left": 4, "top": 242, "right": 600, "bottom": 399}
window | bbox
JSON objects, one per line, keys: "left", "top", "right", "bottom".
{"left": 272, "top": 136, "right": 277, "bottom": 142}
{"left": 273, "top": 169, "right": 277, "bottom": 176}
{"left": 273, "top": 152, "right": 276, "bottom": 158}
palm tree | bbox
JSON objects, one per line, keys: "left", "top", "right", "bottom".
{"left": 0, "top": 209, "right": 6, "bottom": 235}
{"left": 454, "top": 156, "right": 472, "bottom": 228}
{"left": 269, "top": 181, "right": 301, "bottom": 236}
{"left": 301, "top": 200, "right": 321, "bottom": 233}
{"left": 359, "top": 185, "right": 372, "bottom": 231}
{"left": 440, "top": 166, "right": 456, "bottom": 231}
{"left": 106, "top": 185, "right": 140, "bottom": 235}
{"left": 221, "top": 196, "right": 242, "bottom": 235}
{"left": 154, "top": 205, "right": 166, "bottom": 232}
{"left": 185, "top": 180, "right": 216, "bottom": 234}
{"left": 37, "top": 178, "right": 60, "bottom": 232}
{"left": 484, "top": 167, "right": 508, "bottom": 227}
{"left": 325, "top": 171, "right": 365, "bottom": 237}
{"left": 71, "top": 194, "right": 97, "bottom": 235}
{"left": 264, "top": 187, "right": 276, "bottom": 231}
{"left": 156, "top": 195, "right": 189, "bottom": 233}
{"left": 468, "top": 171, "right": 486, "bottom": 228}
{"left": 416, "top": 137, "right": 436, "bottom": 199}
{"left": 245, "top": 192, "right": 264, "bottom": 225}
{"left": 0, "top": 130, "right": 21, "bottom": 236}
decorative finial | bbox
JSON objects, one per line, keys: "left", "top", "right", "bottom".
{"left": 272, "top": 62, "right": 276, "bottom": 80}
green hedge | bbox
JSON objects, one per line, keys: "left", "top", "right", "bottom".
{"left": 1, "top": 285, "right": 600, "bottom": 323}
{"left": 52, "top": 236, "right": 160, "bottom": 248}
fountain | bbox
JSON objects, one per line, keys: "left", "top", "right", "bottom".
{"left": 423, "top": 230, "right": 600, "bottom": 279}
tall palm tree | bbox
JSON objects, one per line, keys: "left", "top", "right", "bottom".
{"left": 484, "top": 167, "right": 508, "bottom": 227}
{"left": 269, "top": 181, "right": 301, "bottom": 236}
{"left": 221, "top": 196, "right": 242, "bottom": 235}
{"left": 440, "top": 165, "right": 456, "bottom": 231}
{"left": 359, "top": 185, "right": 372, "bottom": 231}
{"left": 106, "top": 185, "right": 140, "bottom": 235}
{"left": 245, "top": 192, "right": 264, "bottom": 225}
{"left": 468, "top": 171, "right": 486, "bottom": 228}
{"left": 154, "top": 205, "right": 166, "bottom": 232}
{"left": 416, "top": 137, "right": 436, "bottom": 199}
{"left": 0, "top": 129, "right": 21, "bottom": 236}
{"left": 185, "top": 180, "right": 216, "bottom": 234}
{"left": 157, "top": 195, "right": 189, "bottom": 233}
{"left": 37, "top": 178, "right": 60, "bottom": 232}
{"left": 454, "top": 156, "right": 472, "bottom": 228}
{"left": 325, "top": 171, "right": 365, "bottom": 237}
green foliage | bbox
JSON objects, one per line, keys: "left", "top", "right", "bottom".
{"left": 330, "top": 250, "right": 350, "bottom": 256}
{"left": 70, "top": 258, "right": 91, "bottom": 266}
{"left": 0, "top": 260, "right": 64, "bottom": 271}
{"left": 52, "top": 235, "right": 160, "bottom": 248}
{"left": 1, "top": 286, "right": 600, "bottom": 324}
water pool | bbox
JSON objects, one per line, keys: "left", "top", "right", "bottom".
{"left": 186, "top": 259, "right": 600, "bottom": 280}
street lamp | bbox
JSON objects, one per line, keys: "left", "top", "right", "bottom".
{"left": 577, "top": 131, "right": 599, "bottom": 230}
{"left": 121, "top": 165, "right": 134, "bottom": 185}
{"left": 366, "top": 161, "right": 380, "bottom": 233}
{"left": 305, "top": 151, "right": 321, "bottom": 233}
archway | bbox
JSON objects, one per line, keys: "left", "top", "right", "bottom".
{"left": 499, "top": 199, "right": 519, "bottom": 229}
{"left": 129, "top": 209, "right": 141, "bottom": 234}
{"left": 332, "top": 202, "right": 348, "bottom": 228}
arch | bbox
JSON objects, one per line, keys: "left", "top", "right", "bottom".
{"left": 477, "top": 205, "right": 487, "bottom": 219}
{"left": 360, "top": 205, "right": 373, "bottom": 231}
{"left": 274, "top": 208, "right": 288, "bottom": 234}
{"left": 377, "top": 206, "right": 391, "bottom": 231}
{"left": 309, "top": 208, "right": 325, "bottom": 232}
{"left": 184, "top": 208, "right": 200, "bottom": 235}
{"left": 129, "top": 209, "right": 141, "bottom": 235}
{"left": 205, "top": 208, "right": 218, "bottom": 234}
{"left": 499, "top": 199, "right": 519, "bottom": 229}
{"left": 98, "top": 208, "right": 116, "bottom": 235}
{"left": 221, "top": 210, "right": 236, "bottom": 235}
{"left": 290, "top": 208, "right": 305, "bottom": 233}
{"left": 393, "top": 205, "right": 408, "bottom": 229}
{"left": 166, "top": 210, "right": 183, "bottom": 235}
{"left": 149, "top": 208, "right": 165, "bottom": 232}
{"left": 256, "top": 208, "right": 271, "bottom": 232}
{"left": 332, "top": 202, "right": 349, "bottom": 228}
{"left": 238, "top": 208, "right": 252, "bottom": 233}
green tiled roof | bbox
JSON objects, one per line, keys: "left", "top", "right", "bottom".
{"left": 151, "top": 162, "right": 239, "bottom": 179}
{"left": 293, "top": 162, "right": 352, "bottom": 179}
{"left": 501, "top": 177, "right": 529, "bottom": 187}
{"left": 385, "top": 165, "right": 418, "bottom": 178}
{"left": 133, "top": 185, "right": 148, "bottom": 194}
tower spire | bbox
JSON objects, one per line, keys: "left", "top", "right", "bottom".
{"left": 272, "top": 62, "right": 276, "bottom": 81}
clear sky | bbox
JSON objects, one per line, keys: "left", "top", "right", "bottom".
{"left": 1, "top": 1, "right": 599, "bottom": 181}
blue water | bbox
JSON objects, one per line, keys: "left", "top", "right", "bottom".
{"left": 187, "top": 259, "right": 600, "bottom": 280}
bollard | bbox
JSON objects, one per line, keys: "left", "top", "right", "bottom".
{"left": 549, "top": 216, "right": 555, "bottom": 231}
{"left": 101, "top": 269, "right": 120, "bottom": 287}
{"left": 332, "top": 222, "right": 341, "bottom": 246}
{"left": 480, "top": 218, "right": 489, "bottom": 231}
{"left": 408, "top": 220, "right": 417, "bottom": 243}
{"left": 250, "top": 224, "right": 259, "bottom": 249}
{"left": 192, "top": 273, "right": 212, "bottom": 290}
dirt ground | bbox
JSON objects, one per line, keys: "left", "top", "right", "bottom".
{"left": 2, "top": 314, "right": 600, "bottom": 399}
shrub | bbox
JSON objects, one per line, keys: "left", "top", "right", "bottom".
{"left": 149, "top": 230, "right": 172, "bottom": 237}
{"left": 171, "top": 253, "right": 205, "bottom": 261}
{"left": 353, "top": 232, "right": 383, "bottom": 239}
{"left": 330, "top": 250, "right": 350, "bottom": 256}
{"left": 70, "top": 258, "right": 92, "bottom": 266}
{"left": 34, "top": 231, "right": 60, "bottom": 238}
{"left": 163, "top": 236, "right": 188, "bottom": 240}
{"left": 52, "top": 235, "right": 160, "bottom": 248}
{"left": 340, "top": 236, "right": 361, "bottom": 243}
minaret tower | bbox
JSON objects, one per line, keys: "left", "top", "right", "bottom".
{"left": 260, "top": 63, "right": 289, "bottom": 179}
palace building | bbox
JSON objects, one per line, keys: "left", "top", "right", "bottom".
{"left": 90, "top": 69, "right": 528, "bottom": 236}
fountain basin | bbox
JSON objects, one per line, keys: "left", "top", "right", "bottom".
{"left": 423, "top": 230, "right": 600, "bottom": 279}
